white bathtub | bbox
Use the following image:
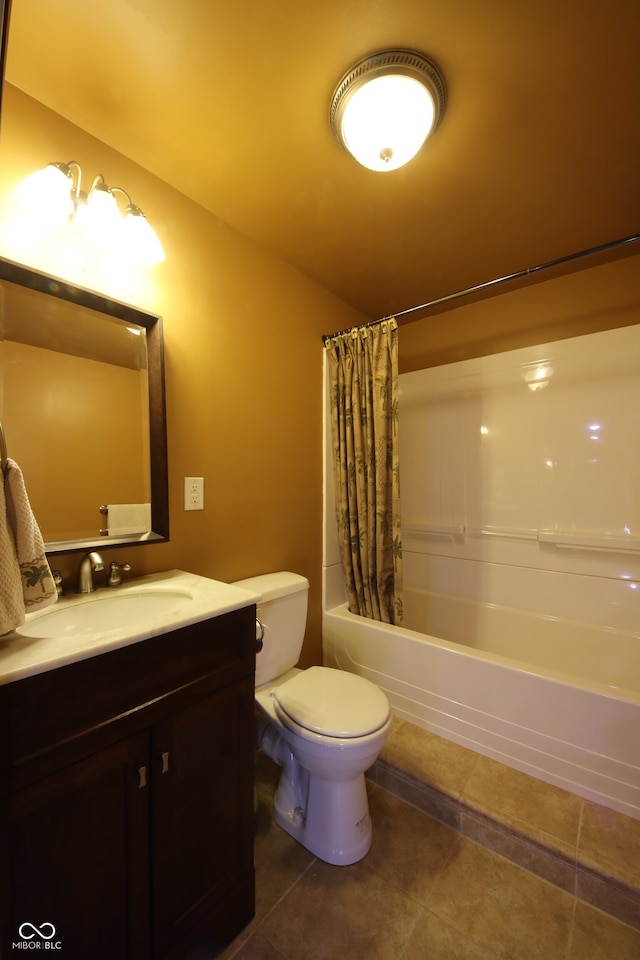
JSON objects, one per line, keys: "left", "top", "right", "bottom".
{"left": 323, "top": 589, "right": 640, "bottom": 820}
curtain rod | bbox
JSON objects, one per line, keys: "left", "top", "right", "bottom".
{"left": 322, "top": 231, "right": 640, "bottom": 344}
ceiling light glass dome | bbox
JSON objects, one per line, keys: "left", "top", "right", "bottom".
{"left": 330, "top": 49, "right": 446, "bottom": 172}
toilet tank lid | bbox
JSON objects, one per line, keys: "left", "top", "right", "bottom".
{"left": 231, "top": 571, "right": 309, "bottom": 602}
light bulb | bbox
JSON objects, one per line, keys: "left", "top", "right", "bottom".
{"left": 340, "top": 74, "right": 436, "bottom": 172}
{"left": 15, "top": 163, "right": 74, "bottom": 224}
{"left": 123, "top": 206, "right": 165, "bottom": 264}
{"left": 77, "top": 183, "right": 123, "bottom": 248}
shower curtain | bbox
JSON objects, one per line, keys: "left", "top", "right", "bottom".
{"left": 325, "top": 319, "right": 403, "bottom": 624}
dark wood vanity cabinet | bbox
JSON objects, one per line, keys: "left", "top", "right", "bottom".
{"left": 0, "top": 605, "right": 257, "bottom": 960}
{"left": 6, "top": 733, "right": 150, "bottom": 958}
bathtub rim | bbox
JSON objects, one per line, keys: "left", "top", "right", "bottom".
{"left": 323, "top": 601, "right": 640, "bottom": 708}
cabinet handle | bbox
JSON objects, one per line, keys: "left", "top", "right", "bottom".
{"left": 138, "top": 765, "right": 147, "bottom": 789}
{"left": 160, "top": 751, "right": 170, "bottom": 774}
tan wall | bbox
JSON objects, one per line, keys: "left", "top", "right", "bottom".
{"left": 0, "top": 85, "right": 366, "bottom": 667}
{"left": 398, "top": 251, "right": 640, "bottom": 373}
{"left": 4, "top": 341, "right": 147, "bottom": 539}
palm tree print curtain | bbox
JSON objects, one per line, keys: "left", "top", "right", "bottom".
{"left": 325, "top": 319, "right": 403, "bottom": 624}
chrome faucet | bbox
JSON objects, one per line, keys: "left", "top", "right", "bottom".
{"left": 76, "top": 551, "right": 105, "bottom": 594}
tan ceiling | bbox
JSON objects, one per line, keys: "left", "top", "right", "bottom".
{"left": 5, "top": 0, "right": 640, "bottom": 321}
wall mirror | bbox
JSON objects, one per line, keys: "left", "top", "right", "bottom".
{"left": 0, "top": 257, "right": 169, "bottom": 554}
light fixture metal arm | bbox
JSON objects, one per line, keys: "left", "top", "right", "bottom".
{"left": 51, "top": 159, "right": 82, "bottom": 204}
{"left": 110, "top": 185, "right": 134, "bottom": 207}
{"left": 87, "top": 173, "right": 108, "bottom": 195}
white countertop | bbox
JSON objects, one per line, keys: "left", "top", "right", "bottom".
{"left": 0, "top": 569, "right": 260, "bottom": 686}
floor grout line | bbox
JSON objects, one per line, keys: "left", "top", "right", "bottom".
{"left": 458, "top": 750, "right": 483, "bottom": 800}
{"left": 215, "top": 764, "right": 640, "bottom": 960}
{"left": 564, "top": 897, "right": 578, "bottom": 960}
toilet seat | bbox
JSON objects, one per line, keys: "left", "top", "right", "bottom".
{"left": 273, "top": 666, "right": 389, "bottom": 739}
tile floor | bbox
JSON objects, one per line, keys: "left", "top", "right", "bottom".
{"left": 373, "top": 718, "right": 640, "bottom": 927}
{"left": 190, "top": 750, "right": 640, "bottom": 960}
{"left": 369, "top": 718, "right": 640, "bottom": 930}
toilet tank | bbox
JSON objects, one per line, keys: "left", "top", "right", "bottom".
{"left": 232, "top": 571, "right": 309, "bottom": 687}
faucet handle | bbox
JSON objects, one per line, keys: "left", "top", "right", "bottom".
{"left": 107, "top": 561, "right": 132, "bottom": 587}
{"left": 51, "top": 570, "right": 64, "bottom": 597}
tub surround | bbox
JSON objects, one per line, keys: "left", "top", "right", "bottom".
{"left": 323, "top": 595, "right": 640, "bottom": 821}
{"left": 402, "top": 579, "right": 640, "bottom": 690}
{"left": 369, "top": 718, "right": 640, "bottom": 932}
{"left": 398, "top": 324, "right": 640, "bottom": 591}
{"left": 393, "top": 329, "right": 640, "bottom": 808}
{"left": 322, "top": 323, "right": 640, "bottom": 826}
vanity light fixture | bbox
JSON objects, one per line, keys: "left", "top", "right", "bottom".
{"left": 330, "top": 48, "right": 446, "bottom": 172}
{"left": 16, "top": 160, "right": 165, "bottom": 264}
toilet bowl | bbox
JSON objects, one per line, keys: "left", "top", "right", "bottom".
{"left": 256, "top": 666, "right": 391, "bottom": 864}
{"left": 232, "top": 572, "right": 391, "bottom": 865}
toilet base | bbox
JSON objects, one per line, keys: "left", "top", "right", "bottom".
{"left": 273, "top": 769, "right": 372, "bottom": 866}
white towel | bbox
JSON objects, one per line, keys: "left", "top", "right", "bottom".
{"left": 0, "top": 459, "right": 57, "bottom": 634}
{"left": 106, "top": 502, "right": 151, "bottom": 536}
{"left": 0, "top": 468, "right": 25, "bottom": 635}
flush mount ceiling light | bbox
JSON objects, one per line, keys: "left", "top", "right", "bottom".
{"left": 16, "top": 160, "right": 165, "bottom": 264}
{"left": 330, "top": 48, "right": 446, "bottom": 172}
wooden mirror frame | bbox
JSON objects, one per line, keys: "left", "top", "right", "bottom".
{"left": 0, "top": 256, "right": 169, "bottom": 554}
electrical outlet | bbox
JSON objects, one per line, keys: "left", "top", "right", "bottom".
{"left": 184, "top": 477, "right": 204, "bottom": 511}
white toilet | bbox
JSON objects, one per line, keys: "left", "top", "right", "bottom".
{"left": 232, "top": 571, "right": 391, "bottom": 866}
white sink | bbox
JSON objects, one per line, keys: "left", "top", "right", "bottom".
{"left": 3, "top": 570, "right": 261, "bottom": 687}
{"left": 17, "top": 588, "right": 194, "bottom": 639}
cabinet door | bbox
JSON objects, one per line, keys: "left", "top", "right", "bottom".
{"left": 151, "top": 678, "right": 255, "bottom": 957}
{"left": 6, "top": 733, "right": 150, "bottom": 960}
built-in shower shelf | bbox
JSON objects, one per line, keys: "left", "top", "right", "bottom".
{"left": 402, "top": 521, "right": 467, "bottom": 541}
{"left": 403, "top": 520, "right": 640, "bottom": 553}
{"left": 538, "top": 530, "right": 640, "bottom": 552}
